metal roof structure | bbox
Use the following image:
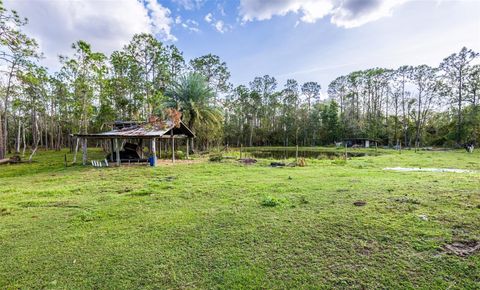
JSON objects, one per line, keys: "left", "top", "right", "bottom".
{"left": 75, "top": 120, "right": 195, "bottom": 139}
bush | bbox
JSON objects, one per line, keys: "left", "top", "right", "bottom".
{"left": 332, "top": 159, "right": 347, "bottom": 166}
{"left": 175, "top": 150, "right": 185, "bottom": 160}
{"left": 261, "top": 196, "right": 285, "bottom": 207}
{"left": 209, "top": 154, "right": 223, "bottom": 162}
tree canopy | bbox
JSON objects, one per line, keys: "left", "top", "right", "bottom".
{"left": 0, "top": 2, "right": 479, "bottom": 158}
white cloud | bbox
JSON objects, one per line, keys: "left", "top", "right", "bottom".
{"left": 204, "top": 13, "right": 213, "bottom": 23}
{"left": 144, "top": 0, "right": 176, "bottom": 41}
{"left": 182, "top": 19, "right": 201, "bottom": 33}
{"left": 172, "top": 0, "right": 205, "bottom": 10}
{"left": 175, "top": 16, "right": 183, "bottom": 24}
{"left": 213, "top": 20, "right": 232, "bottom": 34}
{"left": 214, "top": 20, "right": 227, "bottom": 33}
{"left": 4, "top": 0, "right": 176, "bottom": 70}
{"left": 331, "top": 0, "right": 407, "bottom": 28}
{"left": 217, "top": 3, "right": 227, "bottom": 16}
{"left": 239, "top": 0, "right": 406, "bottom": 28}
{"left": 204, "top": 12, "right": 230, "bottom": 34}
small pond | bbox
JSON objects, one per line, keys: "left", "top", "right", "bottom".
{"left": 243, "top": 149, "right": 380, "bottom": 160}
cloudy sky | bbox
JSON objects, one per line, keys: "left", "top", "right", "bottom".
{"left": 4, "top": 0, "right": 480, "bottom": 91}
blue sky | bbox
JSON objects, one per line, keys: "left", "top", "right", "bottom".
{"left": 5, "top": 0, "right": 480, "bottom": 93}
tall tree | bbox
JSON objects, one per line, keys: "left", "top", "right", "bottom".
{"left": 59, "top": 40, "right": 106, "bottom": 135}
{"left": 190, "top": 54, "right": 231, "bottom": 102}
{"left": 165, "top": 72, "right": 223, "bottom": 150}
{"left": 0, "top": 1, "right": 39, "bottom": 158}
{"left": 410, "top": 65, "right": 440, "bottom": 148}
{"left": 125, "top": 33, "right": 170, "bottom": 116}
{"left": 302, "top": 81, "right": 321, "bottom": 112}
{"left": 440, "top": 47, "right": 479, "bottom": 145}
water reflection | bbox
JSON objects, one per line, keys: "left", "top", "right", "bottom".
{"left": 243, "top": 149, "right": 380, "bottom": 159}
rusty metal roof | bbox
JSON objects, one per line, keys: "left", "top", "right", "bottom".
{"left": 75, "top": 120, "right": 195, "bottom": 139}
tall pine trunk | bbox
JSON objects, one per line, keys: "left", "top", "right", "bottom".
{"left": 0, "top": 113, "right": 4, "bottom": 159}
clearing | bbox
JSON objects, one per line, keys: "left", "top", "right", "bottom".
{"left": 0, "top": 148, "right": 479, "bottom": 288}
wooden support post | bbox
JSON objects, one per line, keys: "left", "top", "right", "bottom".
{"left": 344, "top": 142, "right": 348, "bottom": 160}
{"left": 240, "top": 144, "right": 243, "bottom": 159}
{"left": 139, "top": 139, "right": 144, "bottom": 158}
{"left": 159, "top": 139, "right": 162, "bottom": 159}
{"left": 110, "top": 139, "right": 114, "bottom": 162}
{"left": 295, "top": 145, "right": 299, "bottom": 162}
{"left": 171, "top": 130, "right": 175, "bottom": 163}
{"left": 115, "top": 138, "right": 120, "bottom": 166}
{"left": 82, "top": 138, "right": 87, "bottom": 165}
{"left": 151, "top": 138, "right": 157, "bottom": 167}
{"left": 73, "top": 137, "right": 79, "bottom": 163}
{"left": 186, "top": 138, "right": 189, "bottom": 160}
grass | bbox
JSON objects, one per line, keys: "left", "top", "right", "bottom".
{"left": 0, "top": 148, "right": 479, "bottom": 289}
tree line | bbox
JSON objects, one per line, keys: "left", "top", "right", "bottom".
{"left": 0, "top": 2, "right": 479, "bottom": 159}
{"left": 225, "top": 48, "right": 479, "bottom": 149}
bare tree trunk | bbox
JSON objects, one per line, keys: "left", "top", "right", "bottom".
{"left": 0, "top": 112, "right": 4, "bottom": 159}
{"left": 16, "top": 118, "right": 21, "bottom": 153}
{"left": 22, "top": 123, "right": 26, "bottom": 157}
{"left": 29, "top": 117, "right": 40, "bottom": 161}
{"left": 249, "top": 117, "right": 254, "bottom": 147}
{"left": 3, "top": 62, "right": 17, "bottom": 157}
{"left": 401, "top": 79, "right": 408, "bottom": 147}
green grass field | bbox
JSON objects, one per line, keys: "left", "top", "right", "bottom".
{"left": 1, "top": 148, "right": 479, "bottom": 289}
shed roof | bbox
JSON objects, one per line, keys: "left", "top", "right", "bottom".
{"left": 75, "top": 120, "right": 195, "bottom": 139}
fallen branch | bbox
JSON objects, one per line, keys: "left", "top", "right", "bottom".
{"left": 0, "top": 155, "right": 21, "bottom": 165}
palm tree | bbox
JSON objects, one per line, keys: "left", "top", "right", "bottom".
{"left": 165, "top": 72, "right": 223, "bottom": 151}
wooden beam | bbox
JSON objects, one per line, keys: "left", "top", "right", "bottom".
{"left": 139, "top": 139, "right": 144, "bottom": 158}
{"left": 110, "top": 139, "right": 114, "bottom": 162}
{"left": 82, "top": 138, "right": 87, "bottom": 165}
{"left": 186, "top": 138, "right": 189, "bottom": 160}
{"left": 151, "top": 138, "right": 157, "bottom": 167}
{"left": 115, "top": 138, "right": 120, "bottom": 166}
{"left": 171, "top": 130, "right": 175, "bottom": 163}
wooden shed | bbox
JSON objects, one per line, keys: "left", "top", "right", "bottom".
{"left": 342, "top": 138, "right": 380, "bottom": 148}
{"left": 74, "top": 120, "right": 195, "bottom": 166}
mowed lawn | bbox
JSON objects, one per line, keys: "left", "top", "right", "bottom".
{"left": 0, "top": 149, "right": 479, "bottom": 289}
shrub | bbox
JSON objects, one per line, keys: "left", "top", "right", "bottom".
{"left": 209, "top": 154, "right": 223, "bottom": 162}
{"left": 130, "top": 189, "right": 152, "bottom": 196}
{"left": 175, "top": 150, "right": 185, "bottom": 159}
{"left": 332, "top": 159, "right": 347, "bottom": 166}
{"left": 261, "top": 196, "right": 285, "bottom": 207}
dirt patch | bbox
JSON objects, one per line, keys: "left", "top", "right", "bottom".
{"left": 358, "top": 245, "right": 373, "bottom": 256}
{"left": 353, "top": 200, "right": 367, "bottom": 206}
{"left": 239, "top": 158, "right": 257, "bottom": 165}
{"left": 392, "top": 196, "right": 421, "bottom": 205}
{"left": 116, "top": 187, "right": 132, "bottom": 194}
{"left": 443, "top": 241, "right": 480, "bottom": 257}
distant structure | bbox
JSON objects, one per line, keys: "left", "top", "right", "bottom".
{"left": 74, "top": 119, "right": 195, "bottom": 166}
{"left": 342, "top": 138, "right": 379, "bottom": 148}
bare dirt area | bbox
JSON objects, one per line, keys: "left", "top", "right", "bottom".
{"left": 443, "top": 241, "right": 480, "bottom": 257}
